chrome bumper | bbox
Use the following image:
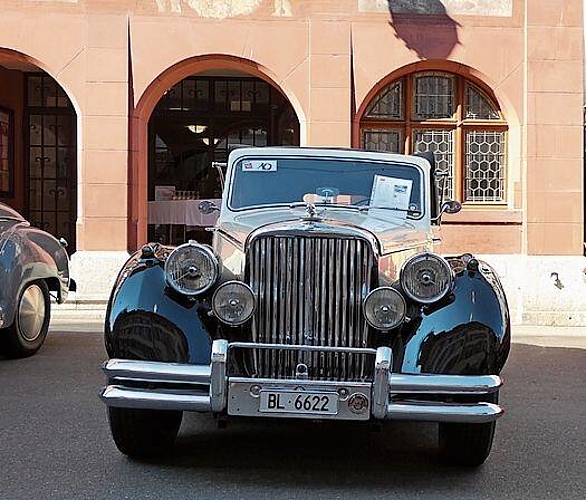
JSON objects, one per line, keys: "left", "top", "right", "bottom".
{"left": 100, "top": 340, "right": 504, "bottom": 424}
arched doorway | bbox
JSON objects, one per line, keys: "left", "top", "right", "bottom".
{"left": 147, "top": 70, "right": 299, "bottom": 245}
{"left": 0, "top": 54, "right": 77, "bottom": 252}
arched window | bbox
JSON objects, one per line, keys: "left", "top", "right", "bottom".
{"left": 361, "top": 72, "right": 507, "bottom": 204}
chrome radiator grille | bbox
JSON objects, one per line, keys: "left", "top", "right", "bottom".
{"left": 246, "top": 234, "right": 376, "bottom": 381}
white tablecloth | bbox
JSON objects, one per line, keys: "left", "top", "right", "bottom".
{"left": 148, "top": 199, "right": 221, "bottom": 226}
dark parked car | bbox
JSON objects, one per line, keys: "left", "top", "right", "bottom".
{"left": 100, "top": 147, "right": 510, "bottom": 466}
{"left": 0, "top": 203, "right": 74, "bottom": 357}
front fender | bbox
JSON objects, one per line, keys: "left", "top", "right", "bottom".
{"left": 105, "top": 252, "right": 219, "bottom": 365}
{"left": 401, "top": 260, "right": 510, "bottom": 375}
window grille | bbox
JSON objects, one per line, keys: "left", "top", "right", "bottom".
{"left": 362, "top": 129, "right": 402, "bottom": 153}
{"left": 365, "top": 80, "right": 404, "bottom": 120}
{"left": 464, "top": 131, "right": 506, "bottom": 202}
{"left": 413, "top": 129, "right": 454, "bottom": 200}
{"left": 465, "top": 85, "right": 501, "bottom": 120}
{"left": 413, "top": 74, "right": 455, "bottom": 120}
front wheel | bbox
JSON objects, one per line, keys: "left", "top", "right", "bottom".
{"left": 438, "top": 392, "right": 499, "bottom": 466}
{"left": 438, "top": 420, "right": 496, "bottom": 466}
{"left": 3, "top": 280, "right": 51, "bottom": 358}
{"left": 108, "top": 407, "right": 183, "bottom": 458}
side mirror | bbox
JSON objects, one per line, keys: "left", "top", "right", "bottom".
{"left": 211, "top": 162, "right": 226, "bottom": 191}
{"left": 441, "top": 200, "right": 462, "bottom": 215}
{"left": 198, "top": 200, "right": 220, "bottom": 214}
{"left": 432, "top": 200, "right": 462, "bottom": 224}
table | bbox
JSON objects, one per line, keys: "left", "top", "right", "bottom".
{"left": 148, "top": 199, "right": 221, "bottom": 227}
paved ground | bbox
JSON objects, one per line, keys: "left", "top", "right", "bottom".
{"left": 0, "top": 320, "right": 584, "bottom": 500}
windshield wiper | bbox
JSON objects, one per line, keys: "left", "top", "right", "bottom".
{"left": 358, "top": 205, "right": 422, "bottom": 215}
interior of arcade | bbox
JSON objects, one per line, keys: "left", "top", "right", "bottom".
{"left": 147, "top": 69, "right": 300, "bottom": 245}
{"left": 0, "top": 59, "right": 77, "bottom": 253}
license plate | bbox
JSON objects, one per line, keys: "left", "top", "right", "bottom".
{"left": 259, "top": 391, "right": 339, "bottom": 415}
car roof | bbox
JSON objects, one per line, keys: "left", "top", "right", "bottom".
{"left": 227, "top": 146, "right": 432, "bottom": 172}
{"left": 0, "top": 202, "right": 25, "bottom": 222}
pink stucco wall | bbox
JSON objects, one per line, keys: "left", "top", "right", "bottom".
{"left": 0, "top": 0, "right": 582, "bottom": 255}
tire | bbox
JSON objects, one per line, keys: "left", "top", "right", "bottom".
{"left": 108, "top": 407, "right": 183, "bottom": 458}
{"left": 438, "top": 393, "right": 498, "bottom": 466}
{"left": 3, "top": 280, "right": 51, "bottom": 358}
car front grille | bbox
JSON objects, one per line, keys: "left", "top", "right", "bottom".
{"left": 245, "top": 234, "right": 376, "bottom": 381}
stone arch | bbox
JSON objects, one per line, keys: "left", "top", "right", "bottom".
{"left": 128, "top": 54, "right": 306, "bottom": 250}
{"left": 0, "top": 47, "right": 80, "bottom": 252}
{"left": 354, "top": 59, "right": 520, "bottom": 139}
{"left": 354, "top": 59, "right": 521, "bottom": 208}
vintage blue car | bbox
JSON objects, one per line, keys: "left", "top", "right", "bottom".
{"left": 0, "top": 203, "right": 74, "bottom": 357}
{"left": 100, "top": 147, "right": 510, "bottom": 466}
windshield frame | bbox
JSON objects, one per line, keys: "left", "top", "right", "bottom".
{"left": 226, "top": 154, "right": 427, "bottom": 220}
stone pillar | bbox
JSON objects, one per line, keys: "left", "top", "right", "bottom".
{"left": 525, "top": 0, "right": 584, "bottom": 255}
{"left": 306, "top": 19, "right": 351, "bottom": 147}
{"left": 71, "top": 14, "right": 130, "bottom": 301}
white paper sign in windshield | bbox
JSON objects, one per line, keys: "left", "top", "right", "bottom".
{"left": 241, "top": 160, "right": 278, "bottom": 172}
{"left": 370, "top": 175, "right": 413, "bottom": 216}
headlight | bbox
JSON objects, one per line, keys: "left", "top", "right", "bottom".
{"left": 212, "top": 281, "right": 255, "bottom": 325}
{"left": 363, "top": 287, "right": 406, "bottom": 330}
{"left": 400, "top": 252, "right": 453, "bottom": 303}
{"left": 164, "top": 242, "right": 219, "bottom": 296}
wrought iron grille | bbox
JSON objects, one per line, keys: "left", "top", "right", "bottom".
{"left": 365, "top": 79, "right": 404, "bottom": 120}
{"left": 413, "top": 73, "right": 455, "bottom": 120}
{"left": 413, "top": 129, "right": 454, "bottom": 199}
{"left": 246, "top": 234, "right": 376, "bottom": 381}
{"left": 362, "top": 129, "right": 403, "bottom": 153}
{"left": 26, "top": 74, "right": 77, "bottom": 253}
{"left": 465, "top": 84, "right": 501, "bottom": 120}
{"left": 464, "top": 131, "right": 506, "bottom": 202}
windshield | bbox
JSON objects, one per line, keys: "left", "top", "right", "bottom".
{"left": 229, "top": 156, "right": 424, "bottom": 217}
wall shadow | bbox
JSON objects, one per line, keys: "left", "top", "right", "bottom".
{"left": 386, "top": 0, "right": 461, "bottom": 59}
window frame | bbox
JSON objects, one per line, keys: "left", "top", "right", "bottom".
{"left": 0, "top": 106, "right": 15, "bottom": 198}
{"left": 360, "top": 72, "right": 508, "bottom": 206}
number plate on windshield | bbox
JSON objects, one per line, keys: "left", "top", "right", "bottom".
{"left": 259, "top": 391, "right": 338, "bottom": 415}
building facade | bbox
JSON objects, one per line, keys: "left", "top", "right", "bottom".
{"left": 0, "top": 0, "right": 584, "bottom": 324}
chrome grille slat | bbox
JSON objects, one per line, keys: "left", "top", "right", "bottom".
{"left": 248, "top": 234, "right": 375, "bottom": 381}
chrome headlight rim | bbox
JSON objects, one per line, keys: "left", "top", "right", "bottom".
{"left": 363, "top": 286, "right": 407, "bottom": 331}
{"left": 212, "top": 280, "right": 256, "bottom": 326}
{"left": 400, "top": 252, "right": 453, "bottom": 304}
{"left": 164, "top": 241, "right": 220, "bottom": 296}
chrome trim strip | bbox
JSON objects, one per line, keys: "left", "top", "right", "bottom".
{"left": 102, "top": 359, "right": 211, "bottom": 385}
{"left": 390, "top": 374, "right": 502, "bottom": 395}
{"left": 228, "top": 376, "right": 372, "bottom": 389}
{"left": 216, "top": 228, "right": 244, "bottom": 250}
{"left": 210, "top": 339, "right": 229, "bottom": 412}
{"left": 372, "top": 347, "right": 391, "bottom": 419}
{"left": 228, "top": 342, "right": 377, "bottom": 355}
{"left": 100, "top": 385, "right": 211, "bottom": 411}
{"left": 386, "top": 401, "right": 503, "bottom": 423}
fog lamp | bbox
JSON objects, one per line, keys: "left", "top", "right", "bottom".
{"left": 363, "top": 287, "right": 406, "bottom": 330}
{"left": 212, "top": 281, "right": 255, "bottom": 326}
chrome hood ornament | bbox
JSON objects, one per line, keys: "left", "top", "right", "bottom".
{"left": 304, "top": 202, "right": 318, "bottom": 219}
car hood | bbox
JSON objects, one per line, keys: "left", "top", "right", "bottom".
{"left": 216, "top": 208, "right": 432, "bottom": 255}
